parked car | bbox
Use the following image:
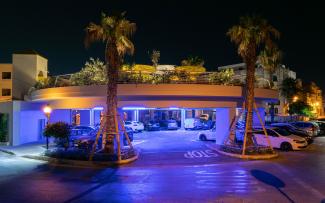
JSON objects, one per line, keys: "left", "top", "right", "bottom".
{"left": 124, "top": 121, "right": 144, "bottom": 132}
{"left": 184, "top": 118, "right": 203, "bottom": 130}
{"left": 198, "top": 126, "right": 216, "bottom": 141}
{"left": 123, "top": 126, "right": 134, "bottom": 145}
{"left": 71, "top": 126, "right": 134, "bottom": 149}
{"left": 312, "top": 121, "right": 325, "bottom": 135}
{"left": 159, "top": 120, "right": 179, "bottom": 130}
{"left": 199, "top": 114, "right": 209, "bottom": 121}
{"left": 145, "top": 121, "right": 160, "bottom": 131}
{"left": 72, "top": 125, "right": 96, "bottom": 133}
{"left": 270, "top": 123, "right": 313, "bottom": 144}
{"left": 290, "top": 121, "right": 320, "bottom": 136}
{"left": 236, "top": 127, "right": 308, "bottom": 151}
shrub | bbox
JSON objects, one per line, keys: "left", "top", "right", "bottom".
{"left": 208, "top": 69, "right": 235, "bottom": 85}
{"left": 44, "top": 122, "right": 71, "bottom": 149}
{"left": 0, "top": 114, "right": 8, "bottom": 142}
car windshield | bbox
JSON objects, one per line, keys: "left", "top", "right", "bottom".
{"left": 125, "top": 121, "right": 131, "bottom": 125}
{"left": 274, "top": 128, "right": 291, "bottom": 136}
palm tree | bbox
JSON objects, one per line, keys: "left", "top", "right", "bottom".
{"left": 258, "top": 46, "right": 282, "bottom": 88}
{"left": 85, "top": 12, "right": 136, "bottom": 153}
{"left": 227, "top": 15, "right": 280, "bottom": 146}
{"left": 258, "top": 46, "right": 282, "bottom": 123}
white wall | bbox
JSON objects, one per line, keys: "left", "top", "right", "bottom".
{"left": 215, "top": 108, "right": 235, "bottom": 145}
{"left": 12, "top": 54, "right": 48, "bottom": 100}
{"left": 19, "top": 110, "right": 46, "bottom": 145}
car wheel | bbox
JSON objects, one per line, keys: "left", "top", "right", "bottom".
{"left": 280, "top": 142, "right": 292, "bottom": 151}
{"left": 199, "top": 134, "right": 207, "bottom": 141}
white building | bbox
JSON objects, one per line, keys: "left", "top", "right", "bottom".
{"left": 0, "top": 51, "right": 48, "bottom": 145}
{"left": 218, "top": 63, "right": 296, "bottom": 116}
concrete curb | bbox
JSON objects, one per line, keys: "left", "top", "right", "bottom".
{"left": 22, "top": 150, "right": 139, "bottom": 168}
{"left": 0, "top": 148, "right": 16, "bottom": 155}
{"left": 206, "top": 144, "right": 279, "bottom": 160}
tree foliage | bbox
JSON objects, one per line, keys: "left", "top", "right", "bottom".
{"left": 150, "top": 50, "right": 160, "bottom": 67}
{"left": 44, "top": 122, "right": 70, "bottom": 139}
{"left": 288, "top": 101, "right": 314, "bottom": 117}
{"left": 181, "top": 56, "right": 205, "bottom": 66}
{"left": 208, "top": 69, "right": 236, "bottom": 85}
{"left": 70, "top": 58, "right": 107, "bottom": 86}
{"left": 258, "top": 46, "right": 282, "bottom": 88}
{"left": 280, "top": 77, "right": 301, "bottom": 102}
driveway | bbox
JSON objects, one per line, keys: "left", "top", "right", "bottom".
{"left": 1, "top": 133, "right": 325, "bottom": 202}
{"left": 130, "top": 130, "right": 238, "bottom": 167}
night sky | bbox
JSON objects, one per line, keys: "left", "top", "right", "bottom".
{"left": 1, "top": 1, "right": 324, "bottom": 89}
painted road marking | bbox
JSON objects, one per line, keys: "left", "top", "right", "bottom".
{"left": 184, "top": 150, "right": 218, "bottom": 158}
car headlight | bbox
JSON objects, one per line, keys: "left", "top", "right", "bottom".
{"left": 293, "top": 139, "right": 305, "bottom": 143}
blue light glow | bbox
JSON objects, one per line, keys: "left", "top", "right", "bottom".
{"left": 168, "top": 107, "right": 179, "bottom": 110}
{"left": 122, "top": 107, "right": 147, "bottom": 110}
{"left": 93, "top": 106, "right": 104, "bottom": 111}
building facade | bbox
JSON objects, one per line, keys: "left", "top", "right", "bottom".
{"left": 218, "top": 63, "right": 296, "bottom": 116}
{"left": 0, "top": 64, "right": 13, "bottom": 102}
{"left": 0, "top": 51, "right": 48, "bottom": 145}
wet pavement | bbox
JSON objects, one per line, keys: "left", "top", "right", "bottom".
{"left": 0, "top": 130, "right": 325, "bottom": 202}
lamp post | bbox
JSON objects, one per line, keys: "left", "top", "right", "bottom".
{"left": 43, "top": 104, "right": 52, "bottom": 149}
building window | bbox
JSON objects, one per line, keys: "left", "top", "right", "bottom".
{"left": 1, "top": 89, "right": 11, "bottom": 96}
{"left": 272, "top": 75, "right": 278, "bottom": 82}
{"left": 2, "top": 72, "right": 11, "bottom": 79}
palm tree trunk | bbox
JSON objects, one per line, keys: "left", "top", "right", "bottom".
{"left": 104, "top": 41, "right": 120, "bottom": 154}
{"left": 269, "top": 69, "right": 275, "bottom": 123}
{"left": 244, "top": 45, "right": 256, "bottom": 147}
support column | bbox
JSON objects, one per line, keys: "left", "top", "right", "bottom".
{"left": 89, "top": 109, "right": 94, "bottom": 126}
{"left": 215, "top": 107, "right": 236, "bottom": 145}
{"left": 135, "top": 110, "right": 139, "bottom": 121}
{"left": 181, "top": 109, "right": 186, "bottom": 129}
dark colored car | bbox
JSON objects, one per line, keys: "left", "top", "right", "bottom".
{"left": 159, "top": 120, "right": 179, "bottom": 130}
{"left": 70, "top": 126, "right": 134, "bottom": 150}
{"left": 145, "top": 121, "right": 160, "bottom": 131}
{"left": 313, "top": 121, "right": 325, "bottom": 135}
{"left": 291, "top": 121, "right": 320, "bottom": 136}
{"left": 201, "top": 120, "right": 215, "bottom": 130}
{"left": 270, "top": 123, "right": 313, "bottom": 144}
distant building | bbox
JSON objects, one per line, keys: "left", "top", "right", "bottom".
{"left": 0, "top": 51, "right": 48, "bottom": 101}
{"left": 0, "top": 64, "right": 13, "bottom": 102}
{"left": 218, "top": 63, "right": 296, "bottom": 116}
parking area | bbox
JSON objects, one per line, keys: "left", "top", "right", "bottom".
{"left": 130, "top": 130, "right": 238, "bottom": 166}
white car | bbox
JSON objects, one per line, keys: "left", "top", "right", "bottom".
{"left": 124, "top": 121, "right": 144, "bottom": 132}
{"left": 252, "top": 127, "right": 308, "bottom": 151}
{"left": 198, "top": 127, "right": 216, "bottom": 141}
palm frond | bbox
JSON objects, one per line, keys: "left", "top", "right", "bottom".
{"left": 84, "top": 23, "right": 105, "bottom": 48}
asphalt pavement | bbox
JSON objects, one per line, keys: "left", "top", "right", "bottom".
{"left": 0, "top": 130, "right": 325, "bottom": 202}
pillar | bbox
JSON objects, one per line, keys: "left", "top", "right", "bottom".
{"left": 89, "top": 109, "right": 94, "bottom": 126}
{"left": 181, "top": 109, "right": 186, "bottom": 129}
{"left": 215, "top": 107, "right": 236, "bottom": 145}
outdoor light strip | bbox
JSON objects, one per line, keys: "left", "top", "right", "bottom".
{"left": 93, "top": 107, "right": 104, "bottom": 110}
{"left": 122, "top": 107, "right": 147, "bottom": 110}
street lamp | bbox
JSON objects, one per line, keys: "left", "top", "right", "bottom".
{"left": 293, "top": 96, "right": 298, "bottom": 102}
{"left": 43, "top": 104, "right": 52, "bottom": 149}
